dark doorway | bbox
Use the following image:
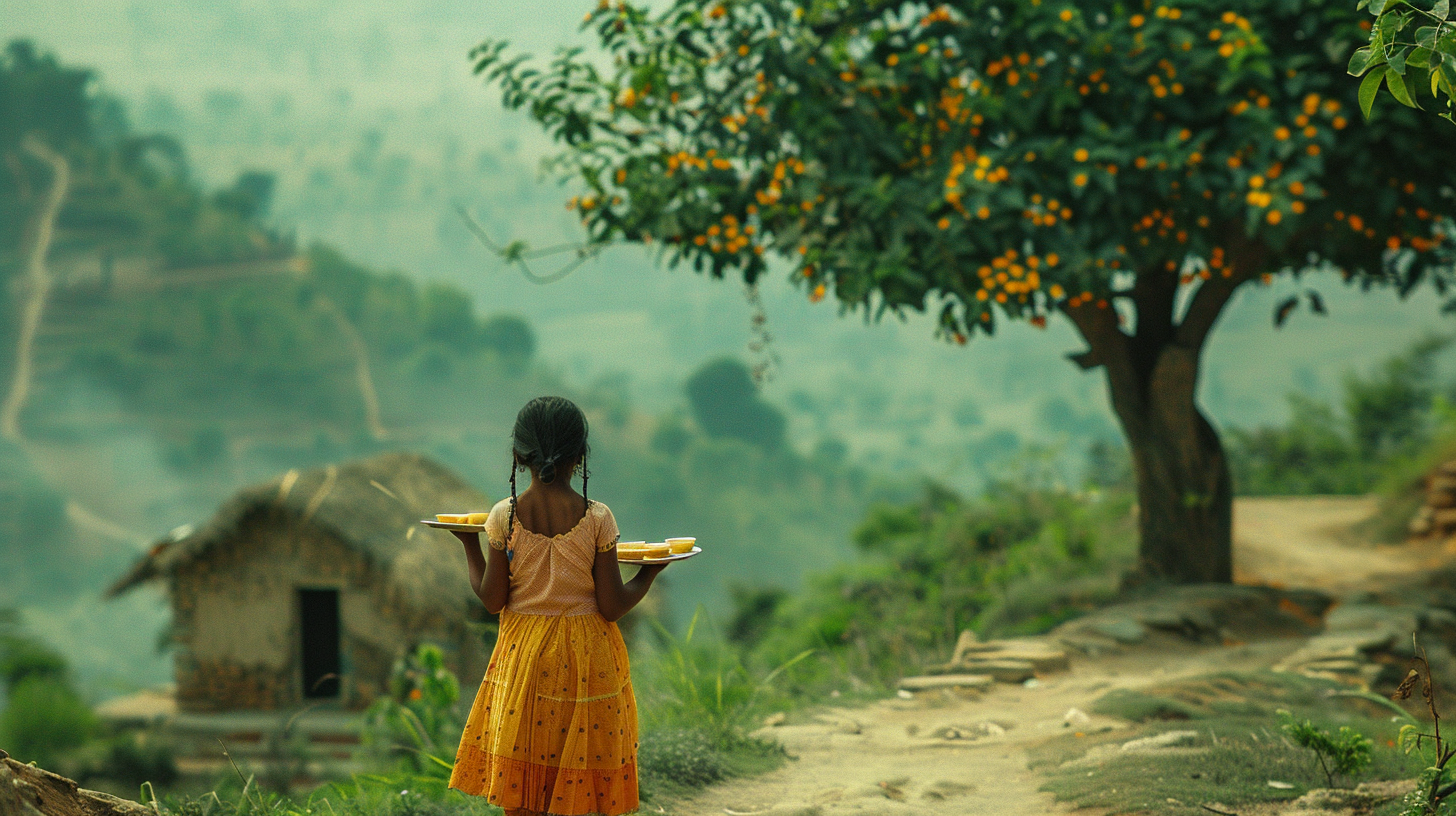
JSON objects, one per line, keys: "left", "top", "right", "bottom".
{"left": 299, "top": 588, "right": 341, "bottom": 698}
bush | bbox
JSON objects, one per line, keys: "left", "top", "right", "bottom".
{"left": 749, "top": 477, "right": 1135, "bottom": 693}
{"left": 361, "top": 643, "right": 462, "bottom": 777}
{"left": 99, "top": 733, "right": 179, "bottom": 786}
{"left": 0, "top": 675, "right": 97, "bottom": 767}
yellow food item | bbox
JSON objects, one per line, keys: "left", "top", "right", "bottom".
{"left": 641, "top": 543, "right": 671, "bottom": 559}
{"left": 617, "top": 541, "right": 650, "bottom": 561}
{"left": 466, "top": 512, "right": 489, "bottom": 525}
{"left": 436, "top": 513, "right": 469, "bottom": 523}
{"left": 665, "top": 537, "right": 696, "bottom": 554}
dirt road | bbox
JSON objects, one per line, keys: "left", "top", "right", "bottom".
{"left": 663, "top": 496, "right": 1441, "bottom": 816}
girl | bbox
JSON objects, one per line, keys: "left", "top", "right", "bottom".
{"left": 449, "top": 395, "right": 667, "bottom": 816}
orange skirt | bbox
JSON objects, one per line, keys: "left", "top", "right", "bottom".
{"left": 450, "top": 610, "right": 639, "bottom": 816}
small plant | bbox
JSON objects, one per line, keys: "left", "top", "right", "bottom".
{"left": 1394, "top": 636, "right": 1456, "bottom": 816}
{"left": 361, "top": 643, "right": 462, "bottom": 778}
{"left": 1278, "top": 709, "right": 1373, "bottom": 788}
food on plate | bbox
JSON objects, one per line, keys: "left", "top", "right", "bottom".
{"left": 617, "top": 541, "right": 649, "bottom": 560}
{"left": 466, "top": 512, "right": 489, "bottom": 525}
{"left": 665, "top": 537, "right": 696, "bottom": 554}
{"left": 641, "top": 542, "right": 671, "bottom": 559}
{"left": 436, "top": 513, "right": 470, "bottom": 523}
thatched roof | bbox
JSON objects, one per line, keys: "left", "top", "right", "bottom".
{"left": 107, "top": 452, "right": 490, "bottom": 613}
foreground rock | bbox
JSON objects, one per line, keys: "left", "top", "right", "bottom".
{"left": 0, "top": 752, "right": 150, "bottom": 816}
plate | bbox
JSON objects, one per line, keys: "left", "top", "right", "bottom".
{"left": 421, "top": 519, "right": 487, "bottom": 533}
{"left": 618, "top": 546, "right": 701, "bottom": 564}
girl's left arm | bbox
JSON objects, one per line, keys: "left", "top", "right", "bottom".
{"left": 454, "top": 532, "right": 511, "bottom": 613}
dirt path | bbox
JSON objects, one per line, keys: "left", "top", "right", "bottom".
{"left": 1233, "top": 495, "right": 1449, "bottom": 591}
{"left": 663, "top": 496, "right": 1444, "bottom": 816}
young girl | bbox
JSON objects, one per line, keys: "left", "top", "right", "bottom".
{"left": 449, "top": 396, "right": 667, "bottom": 816}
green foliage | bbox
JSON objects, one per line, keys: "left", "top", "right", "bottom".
{"left": 748, "top": 477, "right": 1134, "bottom": 692}
{"left": 0, "top": 675, "right": 98, "bottom": 768}
{"left": 0, "top": 613, "right": 97, "bottom": 768}
{"left": 631, "top": 610, "right": 796, "bottom": 800}
{"left": 684, "top": 357, "right": 785, "bottom": 450}
{"left": 1280, "top": 709, "right": 1375, "bottom": 787}
{"left": 0, "top": 39, "right": 92, "bottom": 152}
{"left": 476, "top": 0, "right": 1454, "bottom": 338}
{"left": 1350, "top": 0, "right": 1456, "bottom": 123}
{"left": 1228, "top": 336, "right": 1453, "bottom": 495}
{"left": 157, "top": 772, "right": 503, "bottom": 816}
{"left": 361, "top": 644, "right": 462, "bottom": 778}
{"left": 635, "top": 608, "right": 807, "bottom": 740}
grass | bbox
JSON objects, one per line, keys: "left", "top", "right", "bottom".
{"left": 1032, "top": 671, "right": 1426, "bottom": 815}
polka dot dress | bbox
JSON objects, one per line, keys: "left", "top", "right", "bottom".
{"left": 450, "top": 500, "right": 639, "bottom": 815}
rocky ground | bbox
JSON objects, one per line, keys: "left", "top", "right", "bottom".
{"left": 663, "top": 497, "right": 1456, "bottom": 816}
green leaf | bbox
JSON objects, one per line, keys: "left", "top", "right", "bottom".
{"left": 1386, "top": 65, "right": 1422, "bottom": 107}
{"left": 1434, "top": 0, "right": 1450, "bottom": 20}
{"left": 1410, "top": 46, "right": 1434, "bottom": 68}
{"left": 1349, "top": 45, "right": 1378, "bottom": 76}
{"left": 1361, "top": 68, "right": 1386, "bottom": 118}
{"left": 1371, "top": 0, "right": 1390, "bottom": 14}
{"left": 1390, "top": 46, "right": 1411, "bottom": 74}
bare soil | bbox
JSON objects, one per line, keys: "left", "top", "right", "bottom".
{"left": 660, "top": 496, "right": 1439, "bottom": 816}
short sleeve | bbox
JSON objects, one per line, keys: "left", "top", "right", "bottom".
{"left": 484, "top": 499, "right": 511, "bottom": 550}
{"left": 594, "top": 502, "right": 620, "bottom": 552}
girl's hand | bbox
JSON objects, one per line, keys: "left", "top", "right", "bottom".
{"left": 451, "top": 530, "right": 482, "bottom": 546}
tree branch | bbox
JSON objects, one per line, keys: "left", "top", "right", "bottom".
{"left": 1175, "top": 237, "right": 1266, "bottom": 351}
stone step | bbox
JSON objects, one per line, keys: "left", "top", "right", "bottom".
{"left": 898, "top": 674, "right": 994, "bottom": 692}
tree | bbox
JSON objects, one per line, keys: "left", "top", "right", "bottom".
{"left": 474, "top": 0, "right": 1456, "bottom": 582}
{"left": 685, "top": 357, "right": 787, "bottom": 450}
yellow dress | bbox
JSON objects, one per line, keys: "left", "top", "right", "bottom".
{"left": 450, "top": 498, "right": 638, "bottom": 816}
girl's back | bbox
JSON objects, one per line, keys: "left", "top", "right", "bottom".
{"left": 483, "top": 496, "right": 618, "bottom": 617}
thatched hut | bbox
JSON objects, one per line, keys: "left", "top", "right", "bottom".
{"left": 109, "top": 452, "right": 492, "bottom": 713}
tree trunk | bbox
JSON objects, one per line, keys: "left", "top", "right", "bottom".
{"left": 1063, "top": 257, "right": 1259, "bottom": 585}
{"left": 1108, "top": 346, "right": 1233, "bottom": 583}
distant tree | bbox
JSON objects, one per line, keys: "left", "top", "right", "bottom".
{"left": 479, "top": 314, "right": 537, "bottom": 372}
{"left": 475, "top": 0, "right": 1456, "bottom": 583}
{"left": 685, "top": 357, "right": 786, "bottom": 450}
{"left": 213, "top": 170, "right": 276, "bottom": 222}
{"left": 0, "top": 39, "right": 92, "bottom": 154}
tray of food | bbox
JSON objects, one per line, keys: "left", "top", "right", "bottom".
{"left": 617, "top": 538, "right": 700, "bottom": 564}
{"left": 421, "top": 513, "right": 488, "bottom": 532}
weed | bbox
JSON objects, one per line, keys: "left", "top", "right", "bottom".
{"left": 1279, "top": 710, "right": 1373, "bottom": 788}
{"left": 1392, "top": 637, "right": 1456, "bottom": 816}
{"left": 361, "top": 644, "right": 461, "bottom": 779}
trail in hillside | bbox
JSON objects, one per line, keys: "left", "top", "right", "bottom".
{"left": 663, "top": 496, "right": 1444, "bottom": 816}
{"left": 1, "top": 136, "right": 70, "bottom": 442}
{"left": 316, "top": 295, "right": 389, "bottom": 441}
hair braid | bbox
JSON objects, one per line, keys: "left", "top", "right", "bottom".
{"left": 581, "top": 450, "right": 590, "bottom": 509}
{"left": 506, "top": 462, "right": 518, "bottom": 551}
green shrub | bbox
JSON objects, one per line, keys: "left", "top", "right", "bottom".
{"left": 100, "top": 733, "right": 179, "bottom": 786}
{"left": 748, "top": 478, "right": 1135, "bottom": 693}
{"left": 0, "top": 675, "right": 97, "bottom": 767}
{"left": 361, "top": 643, "right": 462, "bottom": 777}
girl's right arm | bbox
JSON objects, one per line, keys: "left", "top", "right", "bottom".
{"left": 593, "top": 550, "right": 665, "bottom": 623}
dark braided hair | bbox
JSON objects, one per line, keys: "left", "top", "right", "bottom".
{"left": 505, "top": 396, "right": 591, "bottom": 549}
